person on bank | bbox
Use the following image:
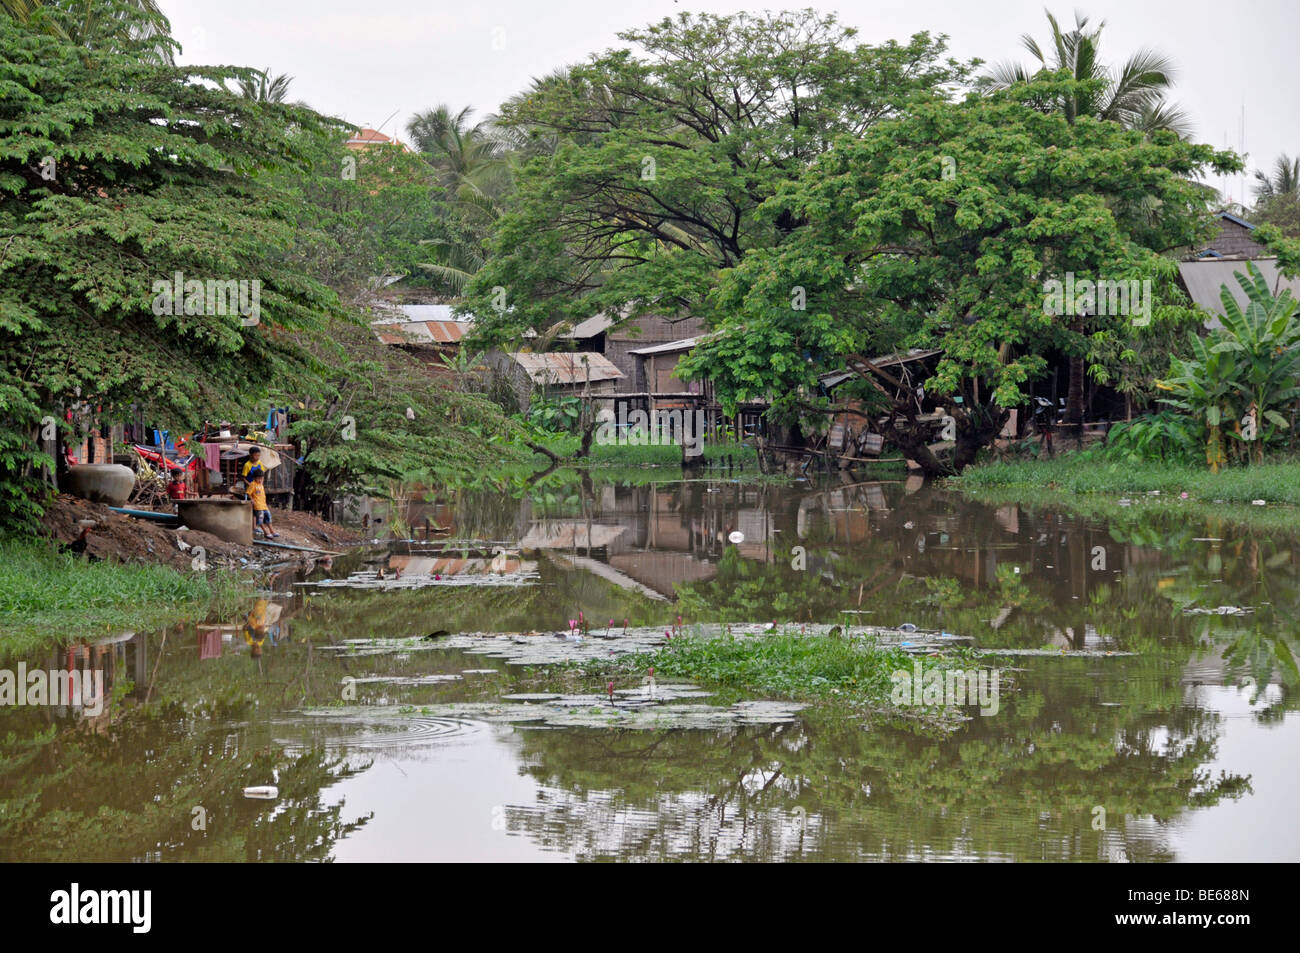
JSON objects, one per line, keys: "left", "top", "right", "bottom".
{"left": 241, "top": 446, "right": 266, "bottom": 483}
{"left": 247, "top": 471, "right": 278, "bottom": 538}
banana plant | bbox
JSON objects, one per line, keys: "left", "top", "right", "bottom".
{"left": 1159, "top": 332, "right": 1239, "bottom": 471}
{"left": 1213, "top": 263, "right": 1300, "bottom": 463}
{"left": 1159, "top": 263, "right": 1300, "bottom": 469}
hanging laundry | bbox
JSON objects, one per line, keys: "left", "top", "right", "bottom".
{"left": 202, "top": 442, "right": 221, "bottom": 472}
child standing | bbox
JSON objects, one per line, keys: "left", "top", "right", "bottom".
{"left": 248, "top": 472, "right": 278, "bottom": 538}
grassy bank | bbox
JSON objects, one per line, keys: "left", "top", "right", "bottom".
{"left": 950, "top": 455, "right": 1300, "bottom": 533}
{"left": 0, "top": 541, "right": 250, "bottom": 655}
{"left": 954, "top": 455, "right": 1300, "bottom": 504}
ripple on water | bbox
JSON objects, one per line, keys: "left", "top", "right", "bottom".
{"left": 275, "top": 710, "right": 485, "bottom": 751}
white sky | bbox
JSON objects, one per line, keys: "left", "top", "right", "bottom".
{"left": 163, "top": 0, "right": 1298, "bottom": 208}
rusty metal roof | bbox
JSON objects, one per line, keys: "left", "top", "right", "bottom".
{"left": 508, "top": 351, "right": 624, "bottom": 385}
{"left": 375, "top": 320, "right": 468, "bottom": 346}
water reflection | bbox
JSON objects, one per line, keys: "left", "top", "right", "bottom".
{"left": 1, "top": 475, "right": 1297, "bottom": 861}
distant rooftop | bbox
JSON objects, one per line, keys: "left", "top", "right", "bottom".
{"left": 627, "top": 337, "right": 699, "bottom": 356}
{"left": 345, "top": 127, "right": 411, "bottom": 151}
{"left": 507, "top": 351, "right": 624, "bottom": 385}
{"left": 1178, "top": 259, "right": 1300, "bottom": 326}
{"left": 371, "top": 304, "right": 470, "bottom": 345}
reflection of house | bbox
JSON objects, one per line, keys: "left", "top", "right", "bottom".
{"left": 41, "top": 631, "right": 148, "bottom": 732}
{"left": 1178, "top": 212, "right": 1300, "bottom": 328}
{"left": 387, "top": 554, "right": 535, "bottom": 575}
{"left": 489, "top": 352, "right": 624, "bottom": 412}
{"left": 519, "top": 521, "right": 627, "bottom": 550}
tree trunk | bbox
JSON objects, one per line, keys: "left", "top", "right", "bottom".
{"left": 889, "top": 425, "right": 951, "bottom": 476}
{"left": 1064, "top": 354, "right": 1085, "bottom": 439}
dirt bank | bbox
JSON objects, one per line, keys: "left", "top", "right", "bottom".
{"left": 42, "top": 494, "right": 362, "bottom": 573}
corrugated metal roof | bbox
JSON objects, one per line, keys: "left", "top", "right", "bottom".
{"left": 1177, "top": 259, "right": 1300, "bottom": 326}
{"left": 628, "top": 336, "right": 698, "bottom": 356}
{"left": 818, "top": 349, "right": 943, "bottom": 388}
{"left": 375, "top": 320, "right": 468, "bottom": 345}
{"left": 508, "top": 351, "right": 624, "bottom": 385}
{"left": 399, "top": 304, "right": 458, "bottom": 322}
{"left": 1216, "top": 211, "right": 1257, "bottom": 230}
{"left": 563, "top": 314, "right": 615, "bottom": 338}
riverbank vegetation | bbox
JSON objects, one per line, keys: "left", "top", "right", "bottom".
{"left": 955, "top": 455, "right": 1300, "bottom": 504}
{"left": 0, "top": 2, "right": 525, "bottom": 538}
{"left": 6, "top": 3, "right": 1299, "bottom": 529}
{"left": 952, "top": 454, "right": 1300, "bottom": 534}
{"left": 0, "top": 542, "right": 248, "bottom": 655}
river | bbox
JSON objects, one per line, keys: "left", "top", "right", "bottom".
{"left": 2, "top": 473, "right": 1297, "bottom": 861}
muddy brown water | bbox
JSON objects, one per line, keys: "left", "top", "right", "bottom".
{"left": 3, "top": 474, "right": 1298, "bottom": 861}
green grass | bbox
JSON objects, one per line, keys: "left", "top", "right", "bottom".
{"left": 0, "top": 541, "right": 251, "bottom": 655}
{"left": 581, "top": 629, "right": 972, "bottom": 711}
{"left": 953, "top": 455, "right": 1300, "bottom": 503}
{"left": 951, "top": 454, "right": 1300, "bottom": 531}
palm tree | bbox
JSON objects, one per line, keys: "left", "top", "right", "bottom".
{"left": 3, "top": 0, "right": 175, "bottom": 63}
{"left": 1253, "top": 154, "right": 1300, "bottom": 201}
{"left": 407, "top": 105, "right": 516, "bottom": 293}
{"left": 1251, "top": 154, "right": 1300, "bottom": 238}
{"left": 406, "top": 105, "right": 513, "bottom": 192}
{"left": 235, "top": 68, "right": 295, "bottom": 103}
{"left": 982, "top": 10, "right": 1191, "bottom": 433}
{"left": 0, "top": 0, "right": 67, "bottom": 36}
{"left": 981, "top": 10, "right": 1190, "bottom": 136}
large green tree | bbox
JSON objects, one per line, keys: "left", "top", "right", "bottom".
{"left": 678, "top": 77, "right": 1239, "bottom": 473}
{"left": 460, "top": 10, "right": 975, "bottom": 343}
{"left": 980, "top": 10, "right": 1195, "bottom": 432}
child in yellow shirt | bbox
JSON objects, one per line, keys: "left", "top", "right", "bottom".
{"left": 248, "top": 472, "right": 278, "bottom": 538}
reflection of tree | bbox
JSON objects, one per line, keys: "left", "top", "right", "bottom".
{"left": 497, "top": 662, "right": 1250, "bottom": 861}
{"left": 672, "top": 483, "right": 1298, "bottom": 717}
{"left": 292, "top": 559, "right": 665, "bottom": 639}
{"left": 0, "top": 698, "right": 370, "bottom": 861}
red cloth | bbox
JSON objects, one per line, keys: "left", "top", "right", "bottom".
{"left": 198, "top": 629, "right": 223, "bottom": 660}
